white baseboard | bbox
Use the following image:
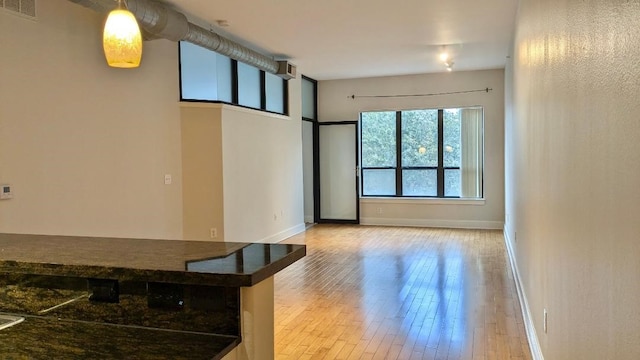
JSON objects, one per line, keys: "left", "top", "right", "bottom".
{"left": 360, "top": 217, "right": 503, "bottom": 230}
{"left": 258, "top": 223, "right": 307, "bottom": 244}
{"left": 503, "top": 226, "right": 544, "bottom": 360}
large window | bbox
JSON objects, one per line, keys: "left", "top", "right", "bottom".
{"left": 360, "top": 107, "right": 483, "bottom": 198}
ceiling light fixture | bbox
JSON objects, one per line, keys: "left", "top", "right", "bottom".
{"left": 439, "top": 46, "right": 454, "bottom": 72}
{"left": 445, "top": 61, "right": 454, "bottom": 72}
{"left": 103, "top": 0, "right": 142, "bottom": 68}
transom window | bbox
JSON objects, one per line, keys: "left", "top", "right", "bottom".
{"left": 360, "top": 107, "right": 484, "bottom": 198}
{"left": 179, "top": 41, "right": 287, "bottom": 115}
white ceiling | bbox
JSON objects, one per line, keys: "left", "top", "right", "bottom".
{"left": 166, "top": 0, "right": 518, "bottom": 80}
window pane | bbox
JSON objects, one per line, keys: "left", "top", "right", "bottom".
{"left": 265, "top": 72, "right": 284, "bottom": 113}
{"left": 216, "top": 55, "right": 232, "bottom": 102}
{"left": 444, "top": 108, "right": 461, "bottom": 167}
{"left": 401, "top": 110, "right": 438, "bottom": 167}
{"left": 445, "top": 169, "right": 461, "bottom": 197}
{"left": 179, "top": 41, "right": 218, "bottom": 100}
{"left": 179, "top": 42, "right": 232, "bottom": 102}
{"left": 363, "top": 169, "right": 395, "bottom": 196}
{"left": 402, "top": 169, "right": 437, "bottom": 196}
{"left": 361, "top": 111, "right": 396, "bottom": 167}
{"left": 237, "top": 62, "right": 261, "bottom": 108}
{"left": 301, "top": 78, "right": 315, "bottom": 119}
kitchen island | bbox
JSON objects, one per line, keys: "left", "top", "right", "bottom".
{"left": 0, "top": 233, "right": 305, "bottom": 359}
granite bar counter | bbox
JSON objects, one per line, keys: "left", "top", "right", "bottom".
{"left": 0, "top": 316, "right": 239, "bottom": 359}
{"left": 0, "top": 233, "right": 305, "bottom": 286}
{"left": 0, "top": 233, "right": 306, "bottom": 359}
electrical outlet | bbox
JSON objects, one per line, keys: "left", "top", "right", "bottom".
{"left": 209, "top": 228, "right": 217, "bottom": 239}
{"left": 376, "top": 207, "right": 383, "bottom": 214}
{"left": 164, "top": 174, "right": 172, "bottom": 185}
{"left": 543, "top": 308, "right": 548, "bottom": 333}
{"left": 1, "top": 184, "right": 13, "bottom": 200}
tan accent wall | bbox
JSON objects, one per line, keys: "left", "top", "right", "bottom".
{"left": 181, "top": 105, "right": 225, "bottom": 241}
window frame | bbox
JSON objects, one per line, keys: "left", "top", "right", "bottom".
{"left": 360, "top": 107, "right": 483, "bottom": 199}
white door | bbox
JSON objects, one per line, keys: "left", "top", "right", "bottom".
{"left": 319, "top": 122, "right": 359, "bottom": 223}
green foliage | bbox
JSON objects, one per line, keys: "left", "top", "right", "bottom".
{"left": 401, "top": 110, "right": 438, "bottom": 167}
{"left": 361, "top": 111, "right": 396, "bottom": 167}
{"left": 443, "top": 109, "right": 461, "bottom": 168}
{"left": 361, "top": 108, "right": 463, "bottom": 196}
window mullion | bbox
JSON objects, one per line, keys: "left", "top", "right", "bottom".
{"left": 396, "top": 111, "right": 402, "bottom": 196}
{"left": 437, "top": 109, "right": 444, "bottom": 197}
{"left": 260, "top": 71, "right": 266, "bottom": 110}
{"left": 283, "top": 79, "right": 289, "bottom": 116}
{"left": 231, "top": 60, "right": 238, "bottom": 104}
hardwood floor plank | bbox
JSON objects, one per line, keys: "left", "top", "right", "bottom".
{"left": 275, "top": 225, "right": 532, "bottom": 360}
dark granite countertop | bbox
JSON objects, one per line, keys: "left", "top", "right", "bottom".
{"left": 0, "top": 314, "right": 239, "bottom": 360}
{"left": 0, "top": 233, "right": 306, "bottom": 287}
{"left": 0, "top": 233, "right": 306, "bottom": 358}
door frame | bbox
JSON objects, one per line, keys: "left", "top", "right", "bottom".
{"left": 316, "top": 121, "right": 360, "bottom": 224}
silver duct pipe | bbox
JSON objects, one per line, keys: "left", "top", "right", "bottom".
{"left": 183, "top": 23, "right": 279, "bottom": 73}
{"left": 68, "top": 0, "right": 281, "bottom": 74}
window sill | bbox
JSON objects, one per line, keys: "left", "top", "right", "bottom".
{"left": 360, "top": 197, "right": 485, "bottom": 206}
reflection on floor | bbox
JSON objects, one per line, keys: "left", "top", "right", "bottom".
{"left": 275, "top": 225, "right": 531, "bottom": 360}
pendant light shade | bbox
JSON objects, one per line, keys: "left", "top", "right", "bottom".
{"left": 102, "top": 1, "right": 142, "bottom": 68}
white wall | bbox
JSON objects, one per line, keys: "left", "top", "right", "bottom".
{"left": 0, "top": 0, "right": 183, "bottom": 239}
{"left": 319, "top": 70, "right": 505, "bottom": 229}
{"left": 506, "top": 1, "right": 640, "bottom": 359}
{"left": 221, "top": 80, "right": 305, "bottom": 243}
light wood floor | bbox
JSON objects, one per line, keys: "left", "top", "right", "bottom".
{"left": 275, "top": 225, "right": 531, "bottom": 360}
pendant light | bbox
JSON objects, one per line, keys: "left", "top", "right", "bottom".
{"left": 102, "top": 0, "right": 142, "bottom": 68}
